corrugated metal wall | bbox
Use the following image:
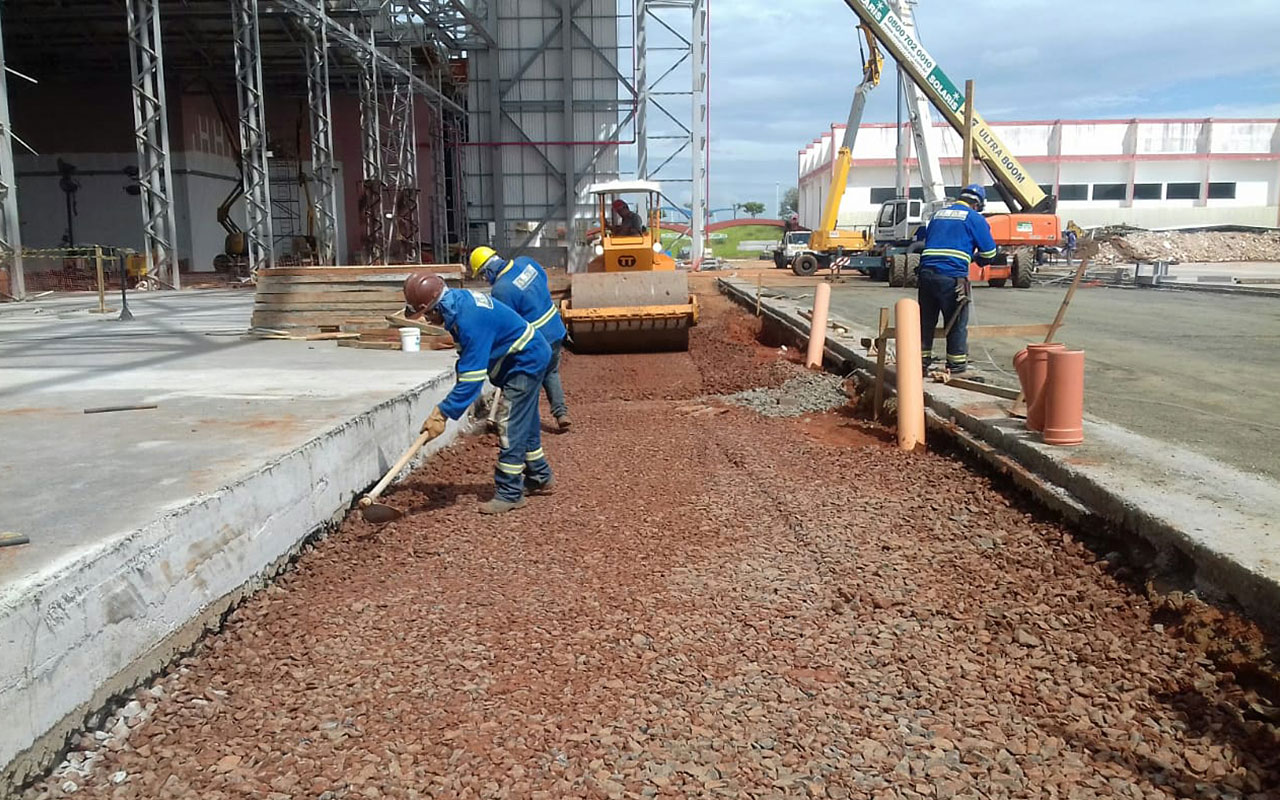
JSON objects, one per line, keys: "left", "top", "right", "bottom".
{"left": 465, "top": 0, "right": 623, "bottom": 259}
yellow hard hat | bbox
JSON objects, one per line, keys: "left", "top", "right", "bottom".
{"left": 469, "top": 246, "right": 498, "bottom": 278}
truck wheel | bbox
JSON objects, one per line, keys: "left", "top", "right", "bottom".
{"left": 773, "top": 251, "right": 786, "bottom": 270}
{"left": 792, "top": 254, "right": 819, "bottom": 277}
{"left": 1012, "top": 247, "right": 1035, "bottom": 288}
{"left": 888, "top": 254, "right": 907, "bottom": 287}
{"left": 905, "top": 253, "right": 921, "bottom": 288}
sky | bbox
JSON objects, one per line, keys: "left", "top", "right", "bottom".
{"left": 620, "top": 0, "right": 1280, "bottom": 217}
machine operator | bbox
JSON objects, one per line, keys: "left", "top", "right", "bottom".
{"left": 610, "top": 199, "right": 646, "bottom": 236}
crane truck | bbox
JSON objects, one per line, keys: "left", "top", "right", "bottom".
{"left": 793, "top": 0, "right": 1060, "bottom": 288}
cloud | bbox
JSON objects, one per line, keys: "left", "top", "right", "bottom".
{"left": 624, "top": 0, "right": 1280, "bottom": 213}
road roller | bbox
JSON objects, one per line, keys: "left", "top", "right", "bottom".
{"left": 560, "top": 180, "right": 699, "bottom": 353}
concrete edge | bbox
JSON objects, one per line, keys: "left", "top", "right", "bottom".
{"left": 0, "top": 372, "right": 485, "bottom": 794}
{"left": 718, "top": 276, "right": 1280, "bottom": 631}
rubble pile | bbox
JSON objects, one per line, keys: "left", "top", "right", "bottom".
{"left": 1089, "top": 228, "right": 1280, "bottom": 265}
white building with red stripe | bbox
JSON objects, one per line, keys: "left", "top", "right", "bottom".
{"left": 797, "top": 118, "right": 1280, "bottom": 230}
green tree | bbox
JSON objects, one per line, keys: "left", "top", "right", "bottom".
{"left": 741, "top": 201, "right": 766, "bottom": 217}
{"left": 781, "top": 187, "right": 799, "bottom": 215}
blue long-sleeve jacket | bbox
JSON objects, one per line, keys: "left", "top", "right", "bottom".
{"left": 435, "top": 288, "right": 551, "bottom": 420}
{"left": 487, "top": 256, "right": 567, "bottom": 345}
{"left": 919, "top": 202, "right": 998, "bottom": 279}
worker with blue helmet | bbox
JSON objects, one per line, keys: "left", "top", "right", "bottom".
{"left": 915, "top": 183, "right": 998, "bottom": 374}
{"left": 469, "top": 246, "right": 571, "bottom": 431}
{"left": 404, "top": 273, "right": 554, "bottom": 515}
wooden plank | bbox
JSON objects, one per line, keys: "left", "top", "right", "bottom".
{"left": 873, "top": 308, "right": 889, "bottom": 422}
{"left": 257, "top": 265, "right": 464, "bottom": 277}
{"left": 252, "top": 300, "right": 406, "bottom": 311}
{"left": 881, "top": 323, "right": 1053, "bottom": 340}
{"left": 941, "top": 377, "right": 1019, "bottom": 400}
{"left": 250, "top": 311, "right": 389, "bottom": 327}
{"left": 254, "top": 331, "right": 361, "bottom": 341}
{"left": 253, "top": 284, "right": 408, "bottom": 295}
{"left": 254, "top": 274, "right": 427, "bottom": 286}
{"left": 337, "top": 339, "right": 401, "bottom": 351}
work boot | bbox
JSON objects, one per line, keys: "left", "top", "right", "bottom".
{"left": 478, "top": 497, "right": 527, "bottom": 515}
{"left": 525, "top": 477, "right": 556, "bottom": 496}
{"left": 556, "top": 414, "right": 572, "bottom": 432}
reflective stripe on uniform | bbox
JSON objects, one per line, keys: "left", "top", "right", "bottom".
{"left": 922, "top": 248, "right": 973, "bottom": 263}
{"left": 497, "top": 461, "right": 525, "bottom": 475}
{"left": 458, "top": 369, "right": 487, "bottom": 383}
{"left": 505, "top": 323, "right": 536, "bottom": 356}
{"left": 525, "top": 448, "right": 545, "bottom": 462}
{"left": 946, "top": 354, "right": 968, "bottom": 363}
{"left": 977, "top": 247, "right": 998, "bottom": 258}
{"left": 532, "top": 305, "right": 558, "bottom": 329}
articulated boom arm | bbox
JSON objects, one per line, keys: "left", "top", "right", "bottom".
{"left": 842, "top": 0, "right": 1056, "bottom": 214}
{"left": 815, "top": 26, "right": 883, "bottom": 247}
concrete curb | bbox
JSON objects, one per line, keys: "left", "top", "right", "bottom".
{"left": 0, "top": 373, "right": 480, "bottom": 792}
{"left": 719, "top": 277, "right": 1280, "bottom": 632}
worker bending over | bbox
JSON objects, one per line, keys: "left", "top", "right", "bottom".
{"left": 916, "top": 183, "right": 998, "bottom": 374}
{"left": 404, "top": 273, "right": 554, "bottom": 514}
{"left": 611, "top": 199, "right": 646, "bottom": 236}
{"left": 469, "top": 246, "right": 572, "bottom": 431}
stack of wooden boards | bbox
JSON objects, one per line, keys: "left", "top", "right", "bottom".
{"left": 250, "top": 265, "right": 463, "bottom": 348}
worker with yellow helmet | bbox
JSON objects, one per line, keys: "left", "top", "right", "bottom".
{"left": 469, "top": 246, "right": 571, "bottom": 431}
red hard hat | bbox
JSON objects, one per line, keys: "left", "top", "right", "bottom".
{"left": 612, "top": 199, "right": 627, "bottom": 210}
{"left": 404, "top": 272, "right": 446, "bottom": 312}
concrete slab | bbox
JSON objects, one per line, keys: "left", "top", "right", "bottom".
{"left": 0, "top": 291, "right": 473, "bottom": 785}
{"left": 720, "top": 276, "right": 1280, "bottom": 631}
{"left": 736, "top": 272, "right": 1280, "bottom": 481}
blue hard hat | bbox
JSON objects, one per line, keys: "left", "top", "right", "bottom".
{"left": 960, "top": 183, "right": 987, "bottom": 210}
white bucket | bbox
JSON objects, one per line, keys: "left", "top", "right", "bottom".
{"left": 399, "top": 327, "right": 421, "bottom": 352}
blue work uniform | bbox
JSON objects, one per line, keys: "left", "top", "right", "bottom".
{"left": 486, "top": 256, "right": 570, "bottom": 420}
{"left": 436, "top": 288, "right": 553, "bottom": 500}
{"left": 917, "top": 202, "right": 998, "bottom": 372}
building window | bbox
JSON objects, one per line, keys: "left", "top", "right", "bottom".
{"left": 1208, "top": 182, "right": 1237, "bottom": 199}
{"left": 1039, "top": 184, "right": 1053, "bottom": 195}
{"left": 870, "top": 187, "right": 896, "bottom": 205}
{"left": 1092, "top": 183, "right": 1126, "bottom": 201}
{"left": 908, "top": 187, "right": 923, "bottom": 200}
{"left": 1166, "top": 183, "right": 1200, "bottom": 200}
{"left": 1132, "top": 183, "right": 1161, "bottom": 200}
{"left": 1058, "top": 184, "right": 1088, "bottom": 201}
{"left": 945, "top": 185, "right": 961, "bottom": 198}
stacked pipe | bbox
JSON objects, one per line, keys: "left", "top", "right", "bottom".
{"left": 1014, "top": 343, "right": 1085, "bottom": 446}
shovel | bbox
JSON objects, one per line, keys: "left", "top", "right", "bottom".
{"left": 358, "top": 428, "right": 436, "bottom": 523}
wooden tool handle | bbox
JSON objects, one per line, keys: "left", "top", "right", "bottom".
{"left": 366, "top": 428, "right": 435, "bottom": 502}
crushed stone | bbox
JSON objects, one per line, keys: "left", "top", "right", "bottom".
{"left": 722, "top": 371, "right": 847, "bottom": 417}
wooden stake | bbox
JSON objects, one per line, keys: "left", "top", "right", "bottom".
{"left": 873, "top": 307, "right": 889, "bottom": 421}
{"left": 755, "top": 272, "right": 762, "bottom": 316}
{"left": 1011, "top": 255, "right": 1092, "bottom": 415}
{"left": 962, "top": 80, "right": 975, "bottom": 188}
{"left": 95, "top": 246, "right": 106, "bottom": 314}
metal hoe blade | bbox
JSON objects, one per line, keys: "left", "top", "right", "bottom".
{"left": 360, "top": 501, "right": 404, "bottom": 524}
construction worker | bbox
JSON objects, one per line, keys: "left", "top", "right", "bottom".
{"left": 469, "top": 246, "right": 571, "bottom": 431}
{"left": 403, "top": 273, "right": 554, "bottom": 514}
{"left": 611, "top": 199, "right": 646, "bottom": 236}
{"left": 916, "top": 183, "right": 997, "bottom": 375}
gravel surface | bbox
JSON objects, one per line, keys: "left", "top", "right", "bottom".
{"left": 21, "top": 290, "right": 1280, "bottom": 799}
{"left": 723, "top": 372, "right": 847, "bottom": 418}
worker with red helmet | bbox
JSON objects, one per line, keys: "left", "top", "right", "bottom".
{"left": 610, "top": 199, "right": 645, "bottom": 236}
{"left": 403, "top": 273, "right": 554, "bottom": 514}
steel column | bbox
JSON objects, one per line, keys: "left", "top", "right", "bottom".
{"left": 634, "top": 0, "right": 648, "bottom": 180}
{"left": 231, "top": 0, "right": 273, "bottom": 277}
{"left": 690, "top": 0, "right": 707, "bottom": 267}
{"left": 382, "top": 56, "right": 420, "bottom": 263}
{"left": 303, "top": 8, "right": 339, "bottom": 265}
{"left": 358, "top": 53, "right": 385, "bottom": 263}
{"left": 486, "top": 0, "right": 506, "bottom": 249}
{"left": 0, "top": 8, "right": 23, "bottom": 299}
{"left": 126, "top": 0, "right": 180, "bottom": 289}
{"left": 561, "top": 0, "right": 581, "bottom": 271}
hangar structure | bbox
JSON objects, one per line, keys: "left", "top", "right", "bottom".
{"left": 0, "top": 0, "right": 679, "bottom": 299}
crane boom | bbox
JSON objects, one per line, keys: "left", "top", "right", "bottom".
{"left": 842, "top": 0, "right": 1056, "bottom": 214}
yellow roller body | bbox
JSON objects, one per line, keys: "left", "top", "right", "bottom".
{"left": 563, "top": 271, "right": 698, "bottom": 353}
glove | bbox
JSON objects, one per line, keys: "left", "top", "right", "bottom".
{"left": 421, "top": 406, "right": 447, "bottom": 439}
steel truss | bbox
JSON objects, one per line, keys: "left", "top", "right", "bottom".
{"left": 0, "top": 8, "right": 23, "bottom": 299}
{"left": 302, "top": 5, "right": 339, "bottom": 265}
{"left": 126, "top": 0, "right": 181, "bottom": 289}
{"left": 231, "top": 0, "right": 274, "bottom": 277}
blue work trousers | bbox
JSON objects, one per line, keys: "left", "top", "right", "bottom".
{"left": 542, "top": 339, "right": 569, "bottom": 419}
{"left": 917, "top": 268, "right": 969, "bottom": 371}
{"left": 494, "top": 371, "right": 553, "bottom": 502}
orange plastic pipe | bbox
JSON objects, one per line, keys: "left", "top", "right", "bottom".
{"left": 1025, "top": 343, "right": 1065, "bottom": 432}
{"left": 1043, "top": 349, "right": 1085, "bottom": 446}
{"left": 806, "top": 282, "right": 831, "bottom": 369}
{"left": 894, "top": 298, "right": 925, "bottom": 452}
